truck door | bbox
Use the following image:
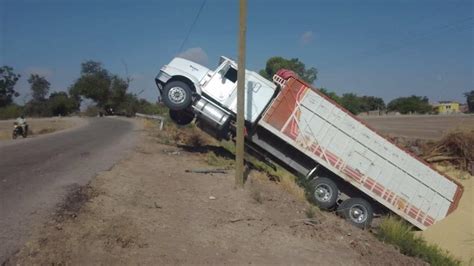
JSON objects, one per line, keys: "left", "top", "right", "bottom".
{"left": 202, "top": 64, "right": 237, "bottom": 103}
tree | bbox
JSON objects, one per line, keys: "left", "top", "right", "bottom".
{"left": 259, "top": 57, "right": 318, "bottom": 84}
{"left": 360, "top": 96, "right": 385, "bottom": 111}
{"left": 318, "top": 89, "right": 386, "bottom": 115}
{"left": 319, "top": 88, "right": 341, "bottom": 104}
{"left": 387, "top": 95, "right": 432, "bottom": 114}
{"left": 465, "top": 90, "right": 474, "bottom": 113}
{"left": 0, "top": 66, "right": 21, "bottom": 107}
{"left": 340, "top": 93, "right": 363, "bottom": 114}
{"left": 106, "top": 75, "right": 128, "bottom": 110}
{"left": 48, "top": 92, "right": 78, "bottom": 116}
{"left": 28, "top": 74, "right": 50, "bottom": 101}
{"left": 70, "top": 60, "right": 112, "bottom": 107}
{"left": 70, "top": 60, "right": 131, "bottom": 111}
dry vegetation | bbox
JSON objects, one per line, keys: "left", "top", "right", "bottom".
{"left": 145, "top": 119, "right": 466, "bottom": 265}
{"left": 388, "top": 128, "right": 474, "bottom": 174}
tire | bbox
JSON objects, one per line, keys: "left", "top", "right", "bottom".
{"left": 162, "top": 81, "right": 193, "bottom": 111}
{"left": 337, "top": 198, "right": 373, "bottom": 229}
{"left": 308, "top": 177, "right": 339, "bottom": 210}
{"left": 169, "top": 109, "right": 195, "bottom": 126}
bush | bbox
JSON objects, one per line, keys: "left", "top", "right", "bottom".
{"left": 82, "top": 106, "right": 101, "bottom": 117}
{"left": 24, "top": 100, "right": 52, "bottom": 117}
{"left": 137, "top": 101, "right": 168, "bottom": 115}
{"left": 0, "top": 104, "right": 23, "bottom": 119}
{"left": 376, "top": 216, "right": 460, "bottom": 266}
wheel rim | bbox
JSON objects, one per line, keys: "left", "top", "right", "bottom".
{"left": 314, "top": 184, "right": 332, "bottom": 202}
{"left": 168, "top": 87, "right": 187, "bottom": 104}
{"left": 349, "top": 204, "right": 368, "bottom": 223}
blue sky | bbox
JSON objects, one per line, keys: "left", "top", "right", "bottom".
{"left": 1, "top": 0, "right": 473, "bottom": 104}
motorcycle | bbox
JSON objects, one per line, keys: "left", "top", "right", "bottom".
{"left": 12, "top": 122, "right": 28, "bottom": 139}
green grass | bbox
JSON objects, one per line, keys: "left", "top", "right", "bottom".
{"left": 0, "top": 104, "right": 24, "bottom": 119}
{"left": 376, "top": 216, "right": 460, "bottom": 266}
{"left": 205, "top": 152, "right": 234, "bottom": 168}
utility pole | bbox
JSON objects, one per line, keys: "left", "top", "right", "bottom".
{"left": 235, "top": 0, "right": 247, "bottom": 188}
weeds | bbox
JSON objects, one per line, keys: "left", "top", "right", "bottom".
{"left": 305, "top": 206, "right": 319, "bottom": 219}
{"left": 250, "top": 186, "right": 263, "bottom": 204}
{"left": 376, "top": 216, "right": 460, "bottom": 266}
{"left": 184, "top": 128, "right": 208, "bottom": 147}
{"left": 206, "top": 152, "right": 234, "bottom": 168}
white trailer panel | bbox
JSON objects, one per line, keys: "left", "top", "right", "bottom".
{"left": 259, "top": 74, "right": 463, "bottom": 230}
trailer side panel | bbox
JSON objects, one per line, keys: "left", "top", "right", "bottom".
{"left": 259, "top": 76, "right": 463, "bottom": 230}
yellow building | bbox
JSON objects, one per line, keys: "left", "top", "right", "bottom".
{"left": 433, "top": 101, "right": 460, "bottom": 114}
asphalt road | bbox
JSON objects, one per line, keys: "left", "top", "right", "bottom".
{"left": 0, "top": 117, "right": 137, "bottom": 262}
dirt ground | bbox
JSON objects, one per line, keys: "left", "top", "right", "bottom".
{"left": 361, "top": 115, "right": 474, "bottom": 140}
{"left": 5, "top": 119, "right": 424, "bottom": 265}
{"left": 0, "top": 117, "right": 84, "bottom": 140}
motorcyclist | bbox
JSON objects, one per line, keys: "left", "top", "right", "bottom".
{"left": 15, "top": 115, "right": 28, "bottom": 134}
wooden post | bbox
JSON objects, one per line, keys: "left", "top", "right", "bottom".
{"left": 235, "top": 0, "right": 247, "bottom": 188}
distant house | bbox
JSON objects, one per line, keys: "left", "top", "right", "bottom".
{"left": 459, "top": 104, "right": 469, "bottom": 113}
{"left": 432, "top": 101, "right": 460, "bottom": 114}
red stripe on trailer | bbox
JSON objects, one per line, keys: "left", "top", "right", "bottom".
{"left": 364, "top": 177, "right": 375, "bottom": 190}
{"left": 407, "top": 206, "right": 420, "bottom": 219}
{"left": 373, "top": 183, "right": 384, "bottom": 197}
{"left": 424, "top": 216, "right": 435, "bottom": 226}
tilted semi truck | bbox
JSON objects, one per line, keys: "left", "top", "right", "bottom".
{"left": 155, "top": 56, "right": 463, "bottom": 229}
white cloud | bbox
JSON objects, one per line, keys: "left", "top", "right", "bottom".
{"left": 178, "top": 47, "right": 209, "bottom": 66}
{"left": 24, "top": 66, "right": 54, "bottom": 78}
{"left": 300, "top": 31, "right": 314, "bottom": 45}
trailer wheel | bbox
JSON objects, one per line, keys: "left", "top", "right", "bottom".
{"left": 163, "top": 81, "right": 192, "bottom": 110}
{"left": 337, "top": 198, "right": 373, "bottom": 229}
{"left": 169, "top": 109, "right": 195, "bottom": 125}
{"left": 309, "top": 177, "right": 338, "bottom": 210}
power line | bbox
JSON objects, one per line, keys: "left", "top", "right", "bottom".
{"left": 177, "top": 0, "right": 207, "bottom": 53}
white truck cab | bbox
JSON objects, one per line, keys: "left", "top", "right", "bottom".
{"left": 156, "top": 56, "right": 277, "bottom": 136}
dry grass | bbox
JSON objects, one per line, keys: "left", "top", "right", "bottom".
{"left": 183, "top": 128, "right": 209, "bottom": 147}
{"left": 424, "top": 129, "right": 474, "bottom": 171}
{"left": 250, "top": 186, "right": 263, "bottom": 204}
{"left": 305, "top": 206, "right": 319, "bottom": 219}
{"left": 279, "top": 172, "right": 306, "bottom": 202}
{"left": 376, "top": 216, "right": 460, "bottom": 266}
{"left": 205, "top": 152, "right": 234, "bottom": 168}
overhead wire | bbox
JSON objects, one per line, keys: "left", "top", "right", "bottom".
{"left": 177, "top": 0, "right": 207, "bottom": 53}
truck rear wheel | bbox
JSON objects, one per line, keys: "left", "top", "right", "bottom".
{"left": 337, "top": 198, "right": 373, "bottom": 229}
{"left": 163, "top": 81, "right": 192, "bottom": 110}
{"left": 169, "top": 109, "right": 195, "bottom": 125}
{"left": 309, "top": 177, "right": 338, "bottom": 210}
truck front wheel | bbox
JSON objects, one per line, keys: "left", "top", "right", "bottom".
{"left": 163, "top": 81, "right": 193, "bottom": 110}
{"left": 309, "top": 177, "right": 339, "bottom": 210}
{"left": 337, "top": 197, "right": 373, "bottom": 229}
